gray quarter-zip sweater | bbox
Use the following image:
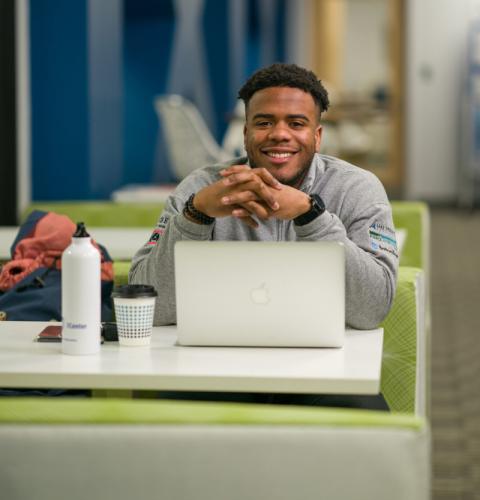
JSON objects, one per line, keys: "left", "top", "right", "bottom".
{"left": 129, "top": 154, "right": 398, "bottom": 329}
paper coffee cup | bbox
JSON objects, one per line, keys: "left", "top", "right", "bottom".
{"left": 111, "top": 285, "right": 157, "bottom": 346}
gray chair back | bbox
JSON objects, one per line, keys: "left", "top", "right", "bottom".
{"left": 155, "top": 94, "right": 230, "bottom": 180}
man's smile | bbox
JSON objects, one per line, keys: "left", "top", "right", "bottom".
{"left": 261, "top": 148, "right": 298, "bottom": 164}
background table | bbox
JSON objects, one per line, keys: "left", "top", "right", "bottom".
{"left": 0, "top": 321, "right": 383, "bottom": 395}
{"left": 0, "top": 227, "right": 151, "bottom": 261}
{"left": 0, "top": 227, "right": 407, "bottom": 262}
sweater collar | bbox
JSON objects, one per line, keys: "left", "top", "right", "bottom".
{"left": 297, "top": 153, "right": 325, "bottom": 193}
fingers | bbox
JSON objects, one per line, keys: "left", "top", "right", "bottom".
{"left": 240, "top": 201, "right": 271, "bottom": 220}
{"left": 253, "top": 168, "right": 283, "bottom": 190}
{"left": 222, "top": 179, "right": 279, "bottom": 211}
{"left": 220, "top": 167, "right": 281, "bottom": 211}
{"left": 221, "top": 190, "right": 259, "bottom": 206}
{"left": 220, "top": 166, "right": 282, "bottom": 190}
{"left": 227, "top": 200, "right": 270, "bottom": 221}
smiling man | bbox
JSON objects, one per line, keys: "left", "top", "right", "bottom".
{"left": 130, "top": 63, "right": 398, "bottom": 332}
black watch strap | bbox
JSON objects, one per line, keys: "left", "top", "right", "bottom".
{"left": 293, "top": 194, "right": 326, "bottom": 226}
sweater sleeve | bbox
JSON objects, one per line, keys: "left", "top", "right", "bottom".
{"left": 128, "top": 178, "right": 214, "bottom": 326}
{"left": 294, "top": 174, "right": 398, "bottom": 330}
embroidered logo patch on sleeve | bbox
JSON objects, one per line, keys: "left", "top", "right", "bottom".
{"left": 147, "top": 215, "right": 169, "bottom": 245}
{"left": 369, "top": 222, "right": 398, "bottom": 258}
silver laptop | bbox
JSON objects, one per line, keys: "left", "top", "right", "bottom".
{"left": 174, "top": 241, "right": 345, "bottom": 347}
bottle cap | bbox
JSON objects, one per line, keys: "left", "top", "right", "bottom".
{"left": 111, "top": 284, "right": 158, "bottom": 299}
{"left": 73, "top": 222, "right": 90, "bottom": 238}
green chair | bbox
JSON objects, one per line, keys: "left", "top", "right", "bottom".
{"left": 23, "top": 200, "right": 430, "bottom": 272}
{"left": 0, "top": 398, "right": 430, "bottom": 500}
{"left": 23, "top": 200, "right": 430, "bottom": 268}
{"left": 381, "top": 266, "right": 426, "bottom": 415}
{"left": 113, "top": 261, "right": 131, "bottom": 286}
{"left": 390, "top": 201, "right": 431, "bottom": 417}
{"left": 391, "top": 201, "right": 430, "bottom": 273}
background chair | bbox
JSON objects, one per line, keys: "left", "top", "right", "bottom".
{"left": 155, "top": 94, "right": 230, "bottom": 181}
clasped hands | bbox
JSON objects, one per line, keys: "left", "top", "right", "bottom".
{"left": 193, "top": 165, "right": 311, "bottom": 228}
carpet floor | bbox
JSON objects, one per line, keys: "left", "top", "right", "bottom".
{"left": 431, "top": 209, "right": 480, "bottom": 500}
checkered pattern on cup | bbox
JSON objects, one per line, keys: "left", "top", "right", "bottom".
{"left": 111, "top": 285, "right": 157, "bottom": 346}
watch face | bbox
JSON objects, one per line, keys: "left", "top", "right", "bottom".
{"left": 310, "top": 194, "right": 325, "bottom": 212}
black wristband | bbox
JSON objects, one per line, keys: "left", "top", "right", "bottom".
{"left": 183, "top": 193, "right": 215, "bottom": 225}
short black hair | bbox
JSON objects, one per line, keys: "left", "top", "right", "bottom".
{"left": 238, "top": 63, "right": 330, "bottom": 117}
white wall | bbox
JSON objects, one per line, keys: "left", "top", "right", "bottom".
{"left": 285, "top": 0, "right": 313, "bottom": 68}
{"left": 406, "top": 0, "right": 480, "bottom": 201}
{"left": 15, "top": 0, "right": 31, "bottom": 218}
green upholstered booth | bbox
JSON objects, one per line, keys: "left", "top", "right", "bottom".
{"left": 23, "top": 200, "right": 430, "bottom": 271}
{"left": 24, "top": 201, "right": 430, "bottom": 262}
{"left": 113, "top": 260, "right": 131, "bottom": 286}
{"left": 0, "top": 398, "right": 430, "bottom": 500}
{"left": 391, "top": 201, "right": 431, "bottom": 417}
{"left": 24, "top": 199, "right": 429, "bottom": 280}
{"left": 381, "top": 266, "right": 426, "bottom": 414}
{"left": 391, "top": 201, "right": 430, "bottom": 271}
{"left": 23, "top": 200, "right": 430, "bottom": 278}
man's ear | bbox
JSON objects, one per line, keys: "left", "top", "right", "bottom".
{"left": 315, "top": 125, "right": 323, "bottom": 152}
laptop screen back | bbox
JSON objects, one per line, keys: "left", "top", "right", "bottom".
{"left": 174, "top": 241, "right": 345, "bottom": 347}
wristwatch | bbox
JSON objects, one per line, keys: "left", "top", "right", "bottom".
{"left": 293, "top": 194, "right": 326, "bottom": 226}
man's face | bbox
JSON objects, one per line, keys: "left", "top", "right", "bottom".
{"left": 243, "top": 86, "right": 322, "bottom": 186}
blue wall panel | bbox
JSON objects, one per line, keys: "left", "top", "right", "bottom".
{"left": 30, "top": 0, "right": 89, "bottom": 200}
{"left": 123, "top": 0, "right": 175, "bottom": 184}
{"left": 203, "top": 0, "right": 229, "bottom": 140}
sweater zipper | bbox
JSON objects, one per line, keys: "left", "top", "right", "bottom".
{"left": 276, "top": 219, "right": 283, "bottom": 241}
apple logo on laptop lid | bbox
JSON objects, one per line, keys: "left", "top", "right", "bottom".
{"left": 250, "top": 283, "right": 270, "bottom": 305}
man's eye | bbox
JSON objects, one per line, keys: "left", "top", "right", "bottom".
{"left": 291, "top": 122, "right": 305, "bottom": 128}
{"left": 255, "top": 121, "right": 271, "bottom": 127}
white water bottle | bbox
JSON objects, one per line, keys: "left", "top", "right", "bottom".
{"left": 61, "top": 222, "right": 101, "bottom": 355}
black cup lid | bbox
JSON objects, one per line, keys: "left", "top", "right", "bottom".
{"left": 111, "top": 284, "right": 157, "bottom": 298}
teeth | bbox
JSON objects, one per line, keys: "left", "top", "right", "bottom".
{"left": 267, "top": 152, "right": 293, "bottom": 158}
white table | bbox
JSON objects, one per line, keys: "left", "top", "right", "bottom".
{"left": 0, "top": 321, "right": 384, "bottom": 395}
{"left": 0, "top": 227, "right": 150, "bottom": 261}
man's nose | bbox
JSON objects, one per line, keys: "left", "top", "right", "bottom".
{"left": 268, "top": 123, "right": 291, "bottom": 141}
